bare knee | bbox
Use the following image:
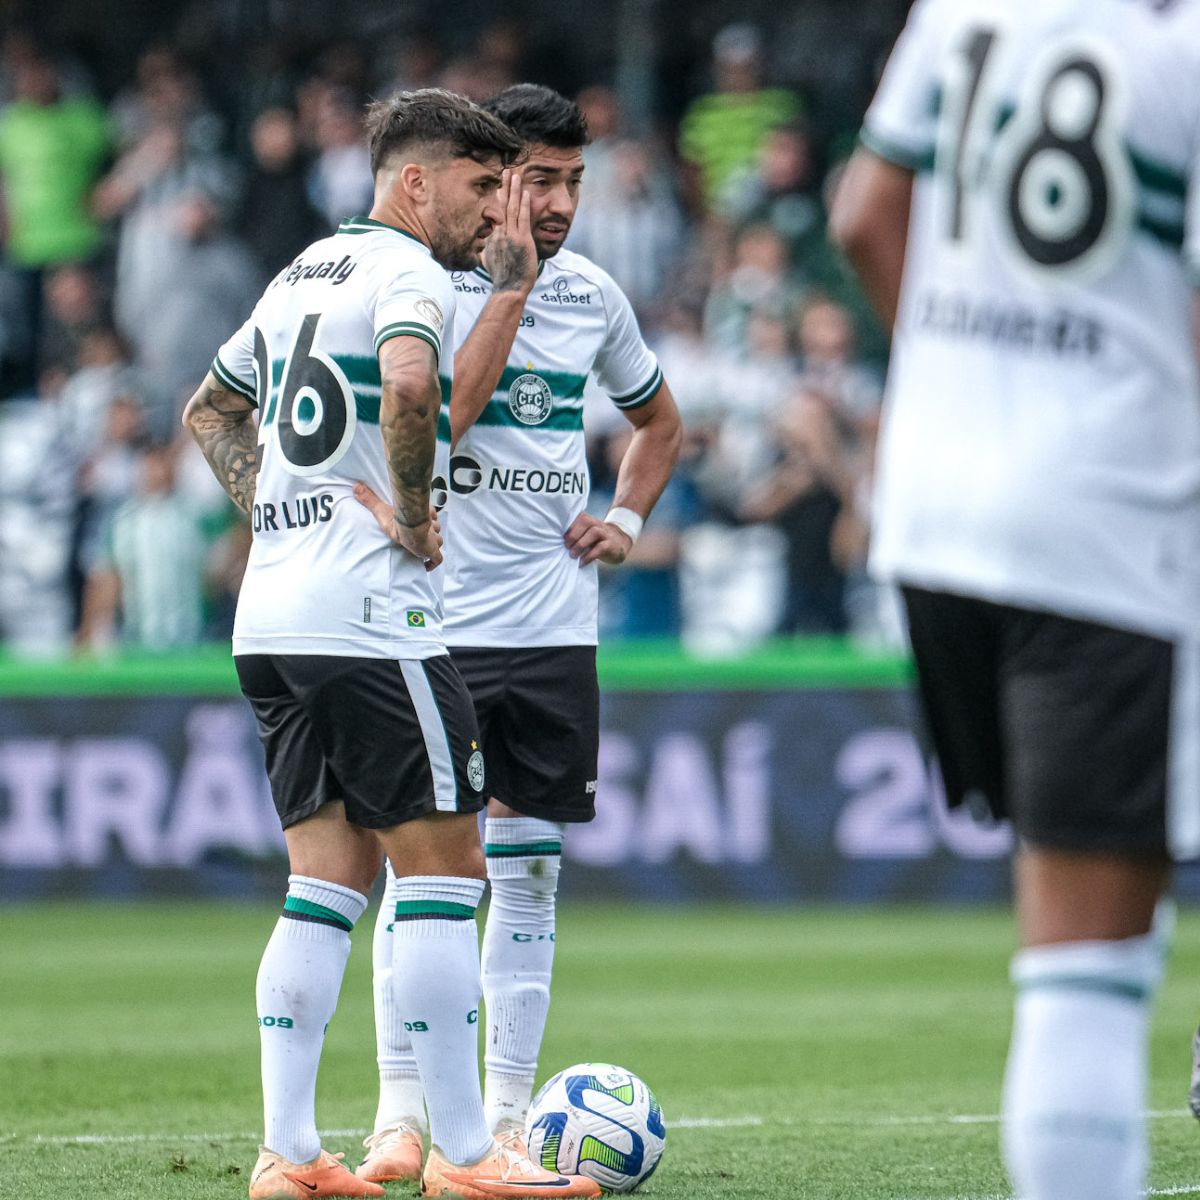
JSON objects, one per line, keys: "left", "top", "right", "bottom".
{"left": 376, "top": 810, "right": 486, "bottom": 880}
{"left": 284, "top": 801, "right": 382, "bottom": 895}
{"left": 1015, "top": 845, "right": 1169, "bottom": 947}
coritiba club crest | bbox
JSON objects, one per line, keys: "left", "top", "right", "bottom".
{"left": 508, "top": 373, "right": 553, "bottom": 425}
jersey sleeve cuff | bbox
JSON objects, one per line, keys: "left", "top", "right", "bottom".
{"left": 374, "top": 322, "right": 441, "bottom": 360}
{"left": 610, "top": 365, "right": 663, "bottom": 411}
{"left": 858, "top": 125, "right": 933, "bottom": 173}
{"left": 211, "top": 355, "right": 257, "bottom": 404}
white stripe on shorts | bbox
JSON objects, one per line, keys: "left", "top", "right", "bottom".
{"left": 1168, "top": 634, "right": 1200, "bottom": 860}
{"left": 397, "top": 660, "right": 459, "bottom": 813}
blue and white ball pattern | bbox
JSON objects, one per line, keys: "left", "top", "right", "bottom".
{"left": 525, "top": 1063, "right": 666, "bottom": 1193}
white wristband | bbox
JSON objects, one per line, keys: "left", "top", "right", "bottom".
{"left": 604, "top": 506, "right": 643, "bottom": 545}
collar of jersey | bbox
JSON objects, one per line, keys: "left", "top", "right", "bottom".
{"left": 473, "top": 259, "right": 547, "bottom": 284}
{"left": 339, "top": 216, "right": 429, "bottom": 249}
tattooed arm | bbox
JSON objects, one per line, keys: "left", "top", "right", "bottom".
{"left": 450, "top": 169, "right": 537, "bottom": 447}
{"left": 352, "top": 334, "right": 444, "bottom": 570}
{"left": 181, "top": 373, "right": 259, "bottom": 514}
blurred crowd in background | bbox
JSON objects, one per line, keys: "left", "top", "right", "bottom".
{"left": 0, "top": 7, "right": 907, "bottom": 658}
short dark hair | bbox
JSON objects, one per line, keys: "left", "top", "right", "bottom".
{"left": 364, "top": 87, "right": 524, "bottom": 176}
{"left": 482, "top": 84, "right": 591, "bottom": 150}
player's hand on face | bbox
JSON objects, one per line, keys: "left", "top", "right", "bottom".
{"left": 353, "top": 482, "right": 443, "bottom": 572}
{"left": 564, "top": 511, "right": 633, "bottom": 567}
{"left": 483, "top": 169, "right": 537, "bottom": 295}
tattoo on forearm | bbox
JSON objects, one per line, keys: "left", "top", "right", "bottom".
{"left": 186, "top": 383, "right": 259, "bottom": 514}
{"left": 490, "top": 240, "right": 531, "bottom": 293}
{"left": 381, "top": 381, "right": 437, "bottom": 526}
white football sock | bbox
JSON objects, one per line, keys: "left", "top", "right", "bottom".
{"left": 257, "top": 874, "right": 367, "bottom": 1163}
{"left": 390, "top": 874, "right": 493, "bottom": 1166}
{"left": 371, "top": 862, "right": 426, "bottom": 1134}
{"left": 1002, "top": 934, "right": 1163, "bottom": 1200}
{"left": 481, "top": 817, "right": 564, "bottom": 1131}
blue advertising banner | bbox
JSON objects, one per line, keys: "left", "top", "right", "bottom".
{"left": 0, "top": 685, "right": 1023, "bottom": 903}
{"left": 3, "top": 684, "right": 1193, "bottom": 903}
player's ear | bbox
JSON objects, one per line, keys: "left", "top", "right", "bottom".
{"left": 398, "top": 161, "right": 429, "bottom": 204}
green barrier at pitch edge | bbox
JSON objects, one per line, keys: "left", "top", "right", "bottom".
{"left": 0, "top": 639, "right": 912, "bottom": 697}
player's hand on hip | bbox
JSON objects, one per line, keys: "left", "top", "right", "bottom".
{"left": 483, "top": 169, "right": 536, "bottom": 295}
{"left": 564, "top": 511, "right": 632, "bottom": 567}
{"left": 354, "top": 482, "right": 443, "bottom": 572}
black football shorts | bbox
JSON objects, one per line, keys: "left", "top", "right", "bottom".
{"left": 236, "top": 653, "right": 486, "bottom": 830}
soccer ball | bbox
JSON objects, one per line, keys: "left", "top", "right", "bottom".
{"left": 525, "top": 1063, "right": 666, "bottom": 1193}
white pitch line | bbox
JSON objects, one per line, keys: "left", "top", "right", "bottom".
{"left": 1, "top": 1108, "right": 1190, "bottom": 1146}
{"left": 0, "top": 1116, "right": 765, "bottom": 1147}
{"left": 830, "top": 1108, "right": 1189, "bottom": 1128}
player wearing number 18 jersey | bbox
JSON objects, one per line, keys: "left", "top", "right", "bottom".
{"left": 357, "top": 86, "right": 682, "bottom": 1185}
{"left": 831, "top": 3, "right": 1200, "bottom": 1199}
{"left": 184, "top": 90, "right": 600, "bottom": 1200}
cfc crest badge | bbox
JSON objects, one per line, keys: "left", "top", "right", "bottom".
{"left": 507, "top": 373, "right": 553, "bottom": 425}
{"left": 467, "top": 749, "right": 485, "bottom": 793}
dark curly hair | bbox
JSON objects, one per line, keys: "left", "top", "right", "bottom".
{"left": 482, "top": 84, "right": 591, "bottom": 150}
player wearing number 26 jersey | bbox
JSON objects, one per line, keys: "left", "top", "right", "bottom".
{"left": 184, "top": 91, "right": 601, "bottom": 1200}
{"left": 214, "top": 216, "right": 455, "bottom": 658}
{"left": 832, "top": 5, "right": 1200, "bottom": 1200}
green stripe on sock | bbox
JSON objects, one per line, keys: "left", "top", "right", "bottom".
{"left": 394, "top": 899, "right": 476, "bottom": 920}
{"left": 1018, "top": 975, "right": 1148, "bottom": 1002}
{"left": 283, "top": 895, "right": 354, "bottom": 932}
{"left": 485, "top": 841, "right": 563, "bottom": 858}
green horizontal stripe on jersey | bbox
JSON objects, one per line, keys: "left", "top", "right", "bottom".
{"left": 911, "top": 94, "right": 1189, "bottom": 205}
{"left": 1137, "top": 210, "right": 1185, "bottom": 251}
{"left": 393, "top": 900, "right": 476, "bottom": 921}
{"left": 492, "top": 365, "right": 587, "bottom": 401}
{"left": 211, "top": 356, "right": 257, "bottom": 403}
{"left": 475, "top": 397, "right": 584, "bottom": 431}
{"left": 356, "top": 393, "right": 381, "bottom": 424}
{"left": 437, "top": 409, "right": 452, "bottom": 443}
{"left": 330, "top": 353, "right": 383, "bottom": 386}
{"left": 283, "top": 896, "right": 354, "bottom": 932}
{"left": 1129, "top": 149, "right": 1187, "bottom": 201}
{"left": 485, "top": 841, "right": 563, "bottom": 858}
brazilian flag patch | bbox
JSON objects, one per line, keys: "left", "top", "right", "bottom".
{"left": 406, "top": 609, "right": 426, "bottom": 628}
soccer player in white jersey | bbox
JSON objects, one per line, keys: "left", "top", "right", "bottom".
{"left": 356, "top": 85, "right": 682, "bottom": 1184}
{"left": 829, "top": 3, "right": 1200, "bottom": 1198}
{"left": 182, "top": 88, "right": 600, "bottom": 1200}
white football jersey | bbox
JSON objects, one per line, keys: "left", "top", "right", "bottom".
{"left": 213, "top": 216, "right": 455, "bottom": 658}
{"left": 864, "top": 0, "right": 1200, "bottom": 638}
{"left": 438, "top": 248, "right": 662, "bottom": 647}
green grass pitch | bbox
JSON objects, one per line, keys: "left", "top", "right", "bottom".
{"left": 4, "top": 900, "right": 1200, "bottom": 1199}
